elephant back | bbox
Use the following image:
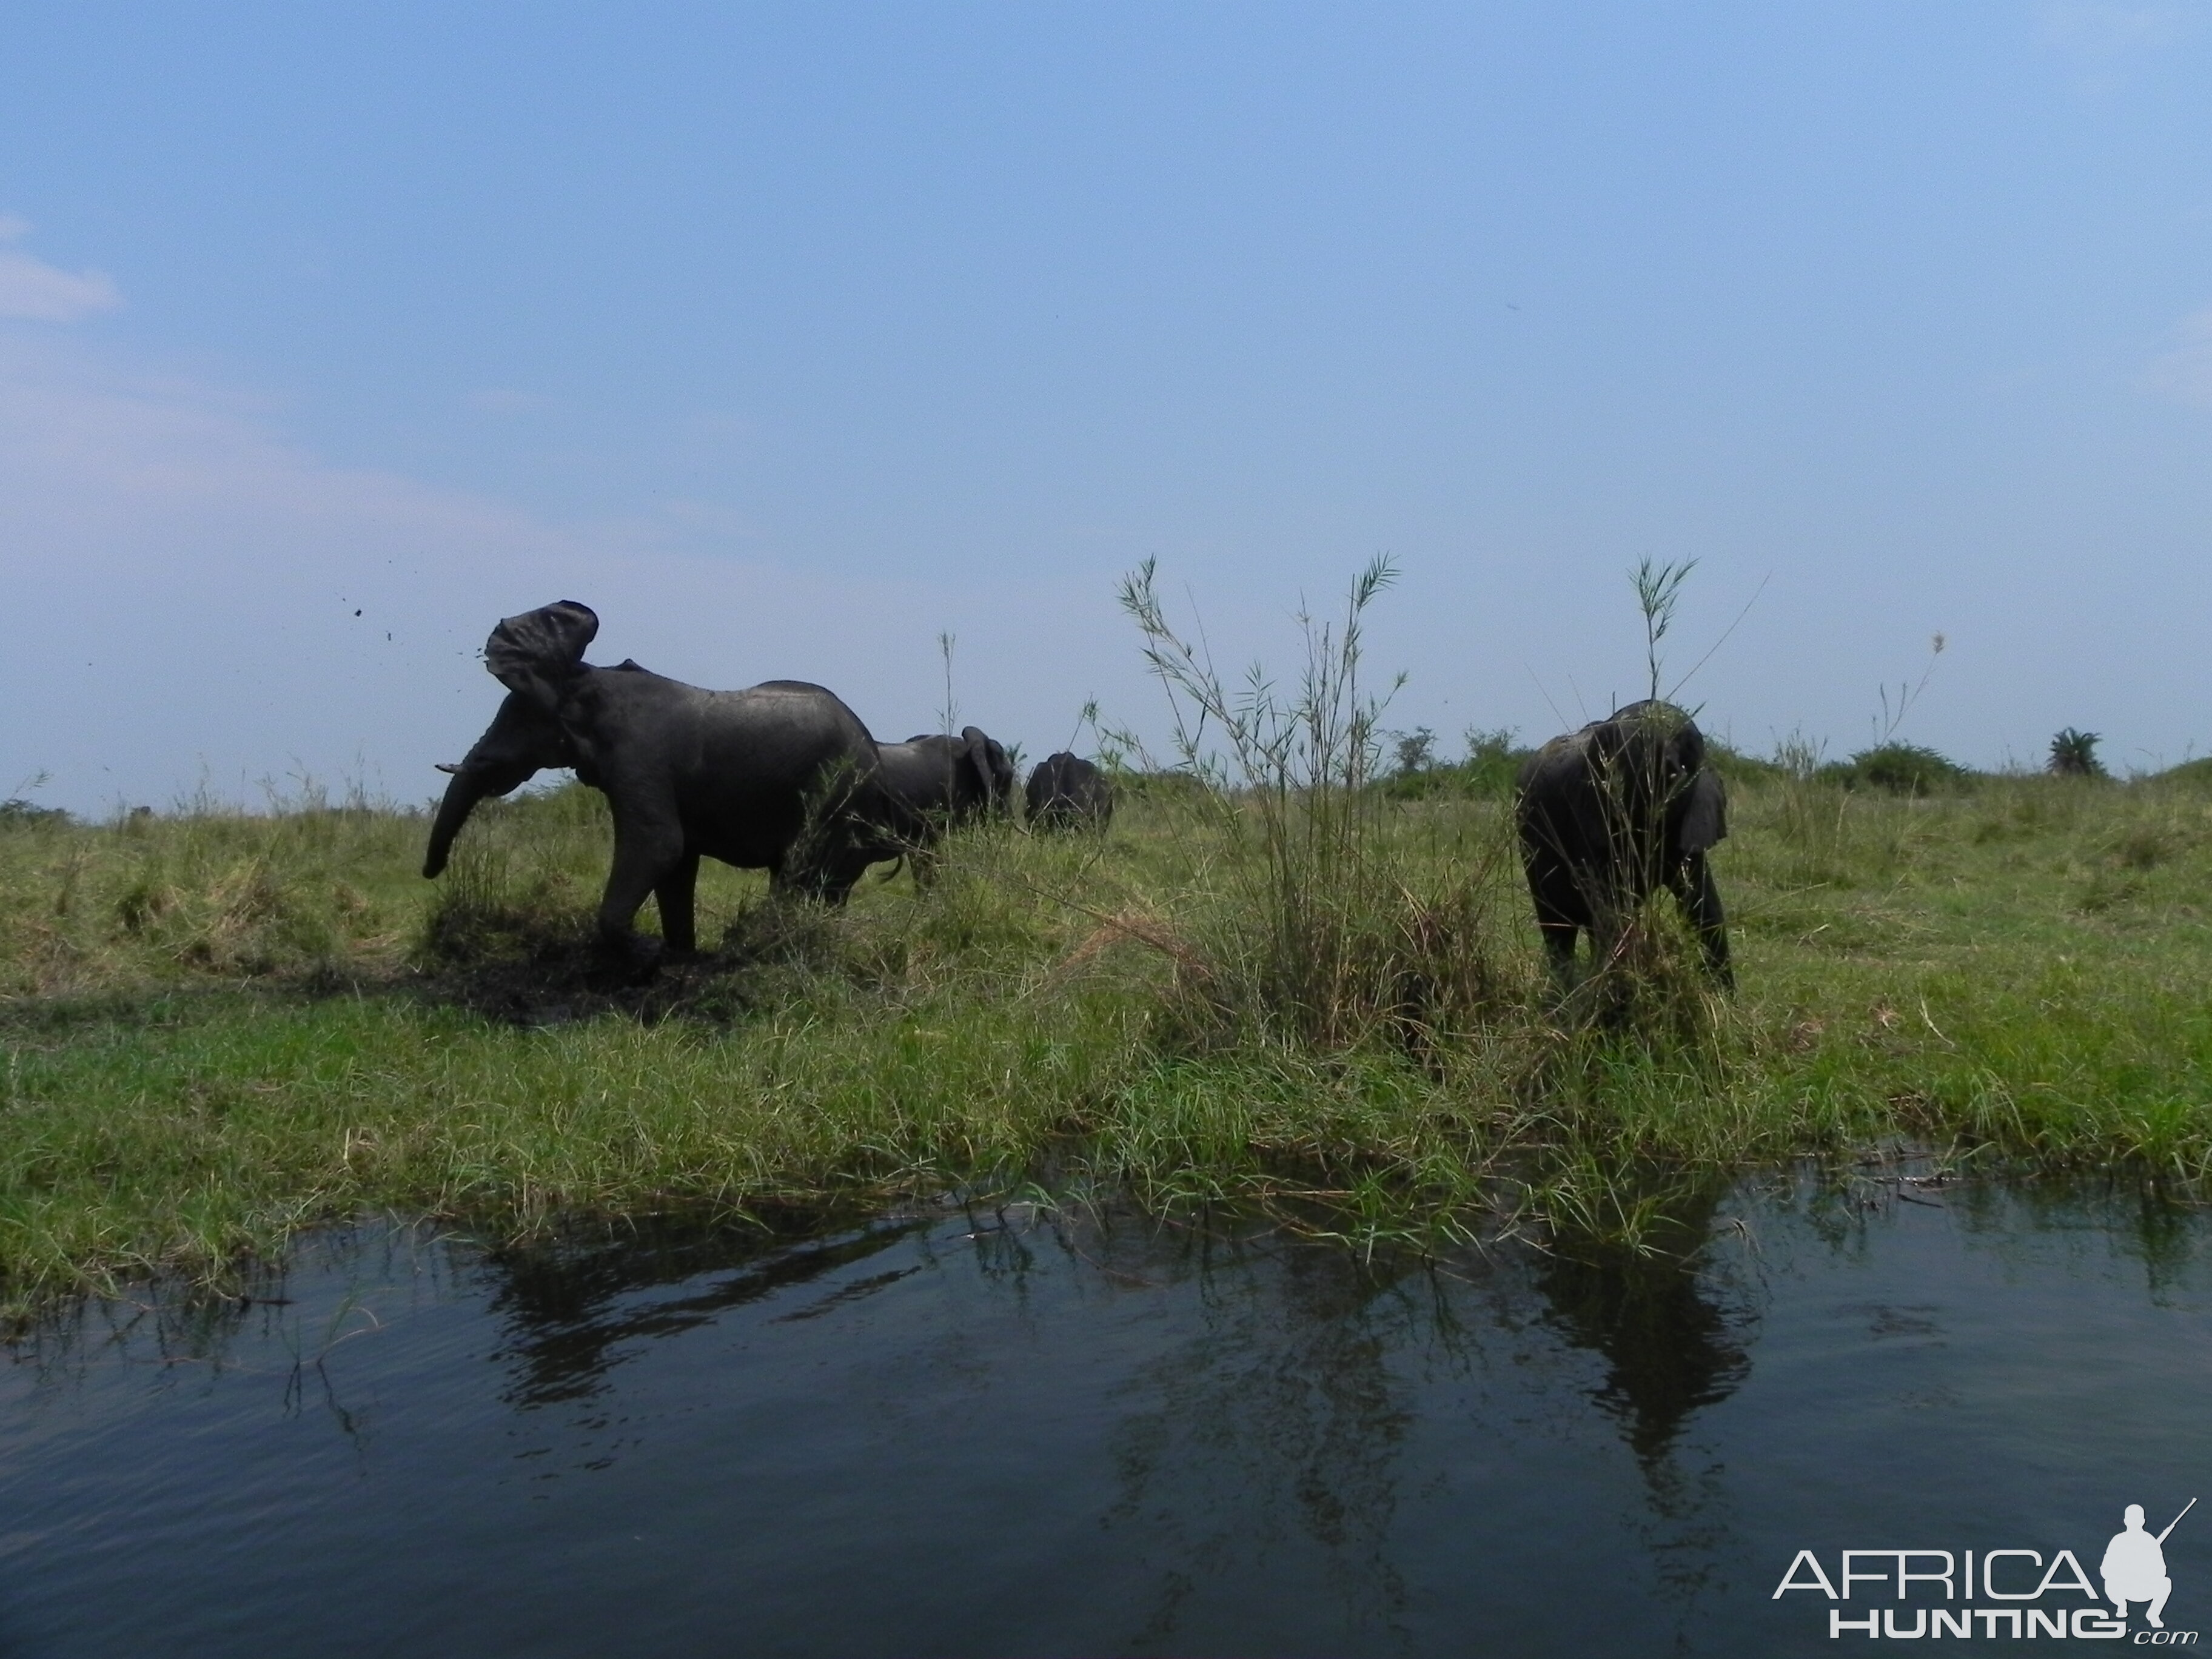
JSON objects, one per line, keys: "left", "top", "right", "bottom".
{"left": 674, "top": 682, "right": 882, "bottom": 820}
{"left": 1025, "top": 752, "right": 1113, "bottom": 830}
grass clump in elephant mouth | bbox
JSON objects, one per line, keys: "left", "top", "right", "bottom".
{"left": 5, "top": 743, "right": 2212, "bottom": 1321}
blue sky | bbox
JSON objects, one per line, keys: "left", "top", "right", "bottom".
{"left": 3, "top": 3, "right": 2209, "bottom": 811}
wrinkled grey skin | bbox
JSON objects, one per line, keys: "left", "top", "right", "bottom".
{"left": 871, "top": 726, "right": 1015, "bottom": 882}
{"left": 424, "top": 600, "right": 887, "bottom": 969}
{"left": 1513, "top": 700, "right": 1732, "bottom": 989}
{"left": 1024, "top": 752, "right": 1114, "bottom": 832}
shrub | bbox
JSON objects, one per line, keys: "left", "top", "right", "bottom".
{"left": 1459, "top": 728, "right": 1530, "bottom": 796}
{"left": 1835, "top": 743, "right": 1973, "bottom": 795}
{"left": 1703, "top": 742, "right": 1788, "bottom": 786}
{"left": 1375, "top": 728, "right": 1529, "bottom": 801}
{"left": 1390, "top": 727, "right": 1438, "bottom": 777}
{"left": 0, "top": 799, "right": 70, "bottom": 831}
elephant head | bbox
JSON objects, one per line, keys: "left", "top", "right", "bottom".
{"left": 1586, "top": 700, "right": 1725, "bottom": 862}
{"left": 1515, "top": 699, "right": 1732, "bottom": 991}
{"left": 958, "top": 726, "right": 1017, "bottom": 815}
{"left": 887, "top": 726, "right": 1015, "bottom": 821}
{"left": 421, "top": 601, "right": 598, "bottom": 878}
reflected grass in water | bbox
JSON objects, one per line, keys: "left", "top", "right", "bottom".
{"left": 5, "top": 1179, "right": 2208, "bottom": 1657}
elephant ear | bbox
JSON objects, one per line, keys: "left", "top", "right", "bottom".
{"left": 959, "top": 727, "right": 997, "bottom": 806}
{"left": 1669, "top": 716, "right": 1708, "bottom": 776}
{"left": 1587, "top": 716, "right": 1626, "bottom": 765}
{"left": 484, "top": 601, "right": 598, "bottom": 711}
{"left": 1677, "top": 768, "right": 1728, "bottom": 852}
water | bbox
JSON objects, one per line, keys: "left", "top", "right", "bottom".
{"left": 1, "top": 1178, "right": 2207, "bottom": 1656}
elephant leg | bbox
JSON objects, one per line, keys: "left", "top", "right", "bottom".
{"left": 654, "top": 851, "right": 701, "bottom": 956}
{"left": 1669, "top": 852, "right": 1734, "bottom": 990}
{"left": 1537, "top": 917, "right": 1580, "bottom": 984}
{"left": 1581, "top": 897, "right": 1627, "bottom": 974}
{"left": 597, "top": 816, "right": 685, "bottom": 974}
{"left": 1524, "top": 859, "right": 1584, "bottom": 986}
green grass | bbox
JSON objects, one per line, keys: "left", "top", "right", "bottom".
{"left": 4, "top": 763, "right": 2212, "bottom": 1321}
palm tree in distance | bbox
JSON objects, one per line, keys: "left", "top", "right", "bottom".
{"left": 2048, "top": 728, "right": 2106, "bottom": 779}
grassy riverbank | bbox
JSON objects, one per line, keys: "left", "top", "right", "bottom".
{"left": 4, "top": 764, "right": 2212, "bottom": 1319}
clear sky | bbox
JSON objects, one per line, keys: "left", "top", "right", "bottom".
{"left": 3, "top": 3, "right": 2209, "bottom": 813}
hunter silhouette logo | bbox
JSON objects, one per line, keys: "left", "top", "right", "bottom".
{"left": 2106, "top": 1500, "right": 2193, "bottom": 1631}
{"left": 1774, "top": 1498, "right": 2198, "bottom": 1641}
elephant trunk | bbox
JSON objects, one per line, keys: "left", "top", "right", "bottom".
{"left": 423, "top": 768, "right": 497, "bottom": 877}
{"left": 423, "top": 690, "right": 569, "bottom": 878}
{"left": 423, "top": 757, "right": 541, "bottom": 877}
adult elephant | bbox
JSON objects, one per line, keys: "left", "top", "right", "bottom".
{"left": 1024, "top": 752, "right": 1114, "bottom": 831}
{"left": 873, "top": 726, "right": 1016, "bottom": 880}
{"left": 423, "top": 600, "right": 888, "bottom": 969}
{"left": 1513, "top": 700, "right": 1732, "bottom": 990}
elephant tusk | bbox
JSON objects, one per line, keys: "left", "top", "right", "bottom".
{"left": 434, "top": 762, "right": 463, "bottom": 774}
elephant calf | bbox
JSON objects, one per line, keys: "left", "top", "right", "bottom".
{"left": 1024, "top": 753, "right": 1114, "bottom": 832}
{"left": 873, "top": 726, "right": 1016, "bottom": 881}
{"left": 1513, "top": 700, "right": 1733, "bottom": 990}
{"left": 424, "top": 600, "right": 890, "bottom": 973}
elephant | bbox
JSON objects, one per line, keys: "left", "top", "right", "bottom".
{"left": 1024, "top": 752, "right": 1114, "bottom": 831}
{"left": 423, "top": 600, "right": 889, "bottom": 969}
{"left": 1513, "top": 700, "right": 1732, "bottom": 990}
{"left": 871, "top": 726, "right": 1016, "bottom": 880}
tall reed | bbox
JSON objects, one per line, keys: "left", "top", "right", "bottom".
{"left": 1113, "top": 558, "right": 1509, "bottom": 1050}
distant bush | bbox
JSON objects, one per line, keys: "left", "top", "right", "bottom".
{"left": 1375, "top": 727, "right": 1530, "bottom": 800}
{"left": 1390, "top": 727, "right": 1439, "bottom": 777}
{"left": 1376, "top": 769, "right": 1446, "bottom": 802}
{"left": 1703, "top": 742, "right": 1789, "bottom": 787}
{"left": 1824, "top": 743, "right": 1975, "bottom": 796}
{"left": 1379, "top": 727, "right": 1786, "bottom": 800}
{"left": 0, "top": 799, "right": 70, "bottom": 831}
{"left": 1112, "top": 768, "right": 1213, "bottom": 803}
{"left": 1460, "top": 728, "right": 1529, "bottom": 794}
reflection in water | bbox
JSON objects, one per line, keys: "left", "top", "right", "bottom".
{"left": 1534, "top": 1246, "right": 1749, "bottom": 1463}
{"left": 5, "top": 1181, "right": 2210, "bottom": 1659}
{"left": 1527, "top": 1186, "right": 1754, "bottom": 1623}
{"left": 480, "top": 1217, "right": 928, "bottom": 1409}
{"left": 434, "top": 1210, "right": 1509, "bottom": 1650}
{"left": 1096, "top": 1225, "right": 1432, "bottom": 1647}
{"left": 10, "top": 1223, "right": 449, "bottom": 1387}
{"left": 1532, "top": 1189, "right": 1754, "bottom": 1467}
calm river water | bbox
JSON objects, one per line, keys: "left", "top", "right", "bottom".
{"left": 1, "top": 1176, "right": 2207, "bottom": 1656}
